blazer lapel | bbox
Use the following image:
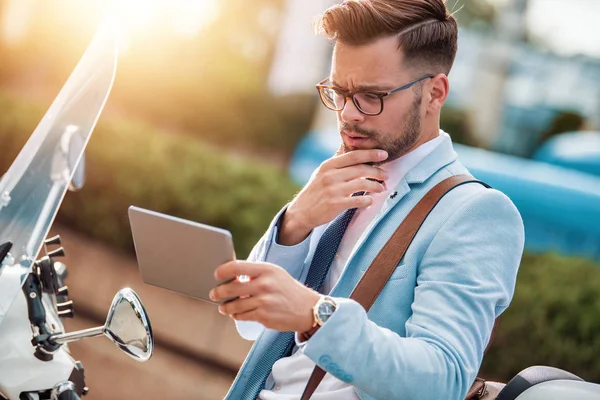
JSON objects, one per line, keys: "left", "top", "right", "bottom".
{"left": 330, "top": 137, "right": 459, "bottom": 297}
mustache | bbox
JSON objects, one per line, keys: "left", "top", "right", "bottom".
{"left": 340, "top": 123, "right": 378, "bottom": 138}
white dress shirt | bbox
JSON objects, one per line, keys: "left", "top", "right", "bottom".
{"left": 258, "top": 131, "right": 450, "bottom": 399}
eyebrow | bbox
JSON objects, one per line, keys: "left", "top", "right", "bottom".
{"left": 331, "top": 80, "right": 390, "bottom": 92}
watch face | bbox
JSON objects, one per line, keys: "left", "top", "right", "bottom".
{"left": 317, "top": 301, "right": 336, "bottom": 324}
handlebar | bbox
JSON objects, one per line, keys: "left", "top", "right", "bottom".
{"left": 51, "top": 382, "right": 81, "bottom": 400}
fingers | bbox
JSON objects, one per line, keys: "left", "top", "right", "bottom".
{"left": 335, "top": 178, "right": 386, "bottom": 195}
{"left": 328, "top": 164, "right": 388, "bottom": 183}
{"left": 218, "top": 295, "right": 265, "bottom": 316}
{"left": 309, "top": 192, "right": 375, "bottom": 212}
{"left": 325, "top": 149, "right": 388, "bottom": 169}
{"left": 229, "top": 308, "right": 263, "bottom": 324}
{"left": 214, "top": 260, "right": 267, "bottom": 281}
{"left": 210, "top": 277, "right": 257, "bottom": 302}
{"left": 339, "top": 194, "right": 374, "bottom": 210}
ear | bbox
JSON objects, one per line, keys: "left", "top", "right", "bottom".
{"left": 425, "top": 74, "right": 449, "bottom": 114}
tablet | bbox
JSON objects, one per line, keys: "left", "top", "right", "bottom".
{"left": 128, "top": 206, "right": 236, "bottom": 304}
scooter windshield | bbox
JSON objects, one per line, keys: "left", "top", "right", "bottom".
{"left": 0, "top": 23, "right": 118, "bottom": 327}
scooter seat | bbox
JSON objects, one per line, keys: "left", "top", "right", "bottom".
{"left": 495, "top": 365, "right": 583, "bottom": 400}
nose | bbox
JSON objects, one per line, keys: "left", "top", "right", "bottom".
{"left": 339, "top": 96, "right": 365, "bottom": 124}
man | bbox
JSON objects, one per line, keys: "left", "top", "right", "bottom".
{"left": 209, "top": 0, "right": 525, "bottom": 398}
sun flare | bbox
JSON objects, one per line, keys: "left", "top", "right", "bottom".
{"left": 1, "top": 0, "right": 220, "bottom": 47}
{"left": 109, "top": 0, "right": 218, "bottom": 38}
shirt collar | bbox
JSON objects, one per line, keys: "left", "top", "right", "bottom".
{"left": 381, "top": 130, "right": 450, "bottom": 191}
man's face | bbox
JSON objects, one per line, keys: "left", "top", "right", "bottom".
{"left": 330, "top": 36, "right": 425, "bottom": 164}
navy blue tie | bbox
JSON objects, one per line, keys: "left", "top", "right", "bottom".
{"left": 240, "top": 204, "right": 360, "bottom": 399}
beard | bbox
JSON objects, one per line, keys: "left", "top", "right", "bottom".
{"left": 340, "top": 94, "right": 422, "bottom": 165}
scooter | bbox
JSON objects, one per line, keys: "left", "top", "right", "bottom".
{"left": 0, "top": 22, "right": 153, "bottom": 400}
{"left": 473, "top": 365, "right": 600, "bottom": 400}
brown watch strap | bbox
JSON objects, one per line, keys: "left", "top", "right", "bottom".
{"left": 299, "top": 325, "right": 320, "bottom": 342}
{"left": 300, "top": 175, "right": 489, "bottom": 400}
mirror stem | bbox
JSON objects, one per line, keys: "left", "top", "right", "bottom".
{"left": 50, "top": 326, "right": 104, "bottom": 344}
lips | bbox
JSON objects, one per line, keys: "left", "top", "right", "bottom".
{"left": 342, "top": 131, "right": 371, "bottom": 148}
{"left": 343, "top": 131, "right": 371, "bottom": 140}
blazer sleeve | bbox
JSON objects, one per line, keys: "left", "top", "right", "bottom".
{"left": 302, "top": 189, "right": 525, "bottom": 400}
{"left": 236, "top": 205, "right": 315, "bottom": 340}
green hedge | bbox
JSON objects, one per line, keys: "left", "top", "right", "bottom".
{"left": 481, "top": 252, "right": 600, "bottom": 382}
{"left": 0, "top": 94, "right": 299, "bottom": 257}
{"left": 2, "top": 94, "right": 600, "bottom": 383}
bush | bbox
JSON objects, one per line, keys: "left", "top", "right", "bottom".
{"left": 481, "top": 252, "right": 600, "bottom": 382}
{"left": 535, "top": 110, "right": 585, "bottom": 150}
{"left": 440, "top": 106, "right": 480, "bottom": 147}
{"left": 0, "top": 94, "right": 299, "bottom": 258}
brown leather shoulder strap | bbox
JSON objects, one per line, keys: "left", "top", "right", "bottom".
{"left": 301, "top": 175, "right": 487, "bottom": 400}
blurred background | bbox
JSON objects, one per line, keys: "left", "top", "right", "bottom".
{"left": 1, "top": 0, "right": 600, "bottom": 398}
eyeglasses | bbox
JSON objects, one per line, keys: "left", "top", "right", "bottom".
{"left": 315, "top": 74, "right": 434, "bottom": 116}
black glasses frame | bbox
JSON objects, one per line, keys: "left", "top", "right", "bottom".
{"left": 316, "top": 74, "right": 434, "bottom": 116}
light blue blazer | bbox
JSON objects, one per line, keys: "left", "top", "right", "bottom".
{"left": 225, "top": 138, "right": 525, "bottom": 400}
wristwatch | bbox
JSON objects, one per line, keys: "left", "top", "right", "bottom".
{"left": 300, "top": 296, "right": 337, "bottom": 341}
{"left": 314, "top": 295, "right": 337, "bottom": 326}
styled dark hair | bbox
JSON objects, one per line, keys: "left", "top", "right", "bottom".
{"left": 315, "top": 0, "right": 459, "bottom": 74}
